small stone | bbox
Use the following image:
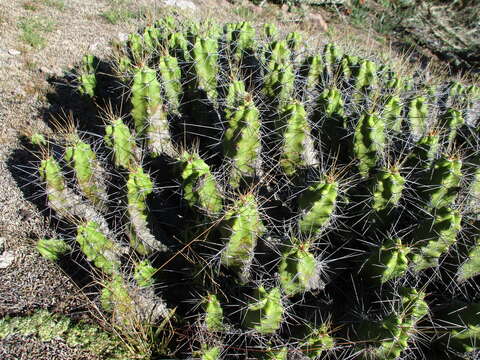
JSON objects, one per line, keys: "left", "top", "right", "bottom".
{"left": 0, "top": 251, "right": 15, "bottom": 269}
{"left": 8, "top": 49, "right": 21, "bottom": 56}
{"left": 39, "top": 66, "right": 52, "bottom": 74}
{"left": 0, "top": 237, "right": 5, "bottom": 253}
{"left": 117, "top": 33, "right": 129, "bottom": 42}
{"left": 163, "top": 0, "right": 196, "bottom": 10}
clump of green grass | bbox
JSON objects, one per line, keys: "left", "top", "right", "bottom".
{"left": 22, "top": 0, "right": 66, "bottom": 11}
{"left": 43, "top": 0, "right": 65, "bottom": 11}
{"left": 22, "top": 1, "right": 39, "bottom": 11}
{"left": 233, "top": 6, "right": 256, "bottom": 20}
{"left": 101, "top": 0, "right": 143, "bottom": 25}
{"left": 18, "top": 16, "right": 55, "bottom": 49}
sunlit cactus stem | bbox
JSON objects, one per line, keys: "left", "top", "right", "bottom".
{"left": 104, "top": 118, "right": 137, "bottom": 169}
{"left": 298, "top": 178, "right": 338, "bottom": 236}
{"left": 223, "top": 97, "right": 262, "bottom": 188}
{"left": 371, "top": 167, "right": 405, "bottom": 213}
{"left": 131, "top": 65, "right": 175, "bottom": 157}
{"left": 277, "top": 100, "right": 317, "bottom": 176}
{"left": 243, "top": 286, "right": 284, "bottom": 334}
{"left": 300, "top": 324, "right": 335, "bottom": 359}
{"left": 76, "top": 221, "right": 121, "bottom": 275}
{"left": 353, "top": 113, "right": 386, "bottom": 177}
{"left": 159, "top": 54, "right": 182, "bottom": 114}
{"left": 65, "top": 138, "right": 108, "bottom": 210}
{"left": 412, "top": 207, "right": 462, "bottom": 271}
{"left": 421, "top": 157, "right": 462, "bottom": 209}
{"left": 408, "top": 96, "right": 428, "bottom": 139}
{"left": 192, "top": 37, "right": 219, "bottom": 102}
{"left": 363, "top": 238, "right": 411, "bottom": 284}
{"left": 457, "top": 237, "right": 480, "bottom": 281}
{"left": 127, "top": 166, "right": 168, "bottom": 255}
{"left": 204, "top": 294, "right": 223, "bottom": 331}
{"left": 178, "top": 151, "right": 222, "bottom": 214}
{"left": 356, "top": 288, "right": 428, "bottom": 360}
{"left": 36, "top": 238, "right": 71, "bottom": 262}
{"left": 220, "top": 193, "right": 264, "bottom": 280}
{"left": 78, "top": 54, "right": 97, "bottom": 98}
{"left": 279, "top": 240, "right": 322, "bottom": 297}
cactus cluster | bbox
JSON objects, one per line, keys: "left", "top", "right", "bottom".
{"left": 31, "top": 16, "right": 479, "bottom": 360}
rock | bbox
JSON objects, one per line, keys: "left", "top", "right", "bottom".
{"left": 39, "top": 66, "right": 52, "bottom": 74}
{"left": 8, "top": 49, "right": 21, "bottom": 56}
{"left": 0, "top": 237, "right": 5, "bottom": 253}
{"left": 163, "top": 0, "right": 196, "bottom": 10}
{"left": 117, "top": 32, "right": 129, "bottom": 42}
{"left": 0, "top": 251, "right": 15, "bottom": 269}
{"left": 308, "top": 13, "right": 328, "bottom": 32}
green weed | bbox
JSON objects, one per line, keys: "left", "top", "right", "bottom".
{"left": 101, "top": 0, "right": 143, "bottom": 25}
{"left": 18, "top": 16, "right": 55, "bottom": 49}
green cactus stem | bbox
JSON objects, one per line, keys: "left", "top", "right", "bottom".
{"left": 298, "top": 179, "right": 338, "bottom": 236}
{"left": 224, "top": 79, "right": 247, "bottom": 119}
{"left": 104, "top": 118, "right": 137, "bottom": 169}
{"left": 300, "top": 55, "right": 324, "bottom": 95}
{"left": 143, "top": 25, "right": 162, "bottom": 52}
{"left": 406, "top": 131, "right": 440, "bottom": 168}
{"left": 383, "top": 95, "right": 402, "bottom": 132}
{"left": 439, "top": 303, "right": 480, "bottom": 353}
{"left": 134, "top": 259, "right": 157, "bottom": 287}
{"left": 421, "top": 157, "right": 462, "bottom": 209}
{"left": 357, "top": 288, "right": 428, "bottom": 360}
{"left": 408, "top": 96, "right": 428, "bottom": 139}
{"left": 192, "top": 37, "right": 219, "bottom": 101}
{"left": 223, "top": 98, "right": 262, "bottom": 188}
{"left": 159, "top": 55, "right": 182, "bottom": 114}
{"left": 278, "top": 101, "right": 317, "bottom": 176}
{"left": 76, "top": 221, "right": 121, "bottom": 275}
{"left": 439, "top": 108, "right": 464, "bottom": 147}
{"left": 314, "top": 87, "right": 348, "bottom": 160}
{"left": 467, "top": 158, "right": 480, "bottom": 216}
{"left": 39, "top": 157, "right": 111, "bottom": 235}
{"left": 101, "top": 275, "right": 168, "bottom": 325}
{"left": 131, "top": 65, "right": 175, "bottom": 157}
{"left": 127, "top": 166, "right": 168, "bottom": 255}
{"left": 224, "top": 21, "right": 255, "bottom": 62}
{"left": 198, "top": 345, "right": 221, "bottom": 360}
{"left": 243, "top": 286, "right": 284, "bottom": 334}
{"left": 179, "top": 151, "right": 222, "bottom": 214}
{"left": 371, "top": 167, "right": 405, "bottom": 212}
{"left": 36, "top": 238, "right": 71, "bottom": 261}
{"left": 412, "top": 207, "right": 462, "bottom": 271}
{"left": 353, "top": 59, "right": 378, "bottom": 101}
{"left": 363, "top": 238, "right": 411, "bottom": 284}
{"left": 127, "top": 33, "right": 144, "bottom": 62}
{"left": 279, "top": 240, "right": 321, "bottom": 297}
{"left": 204, "top": 294, "right": 223, "bottom": 331}
{"left": 323, "top": 43, "right": 342, "bottom": 75}
{"left": 78, "top": 54, "right": 97, "bottom": 98}
{"left": 263, "top": 62, "right": 295, "bottom": 106}
{"left": 221, "top": 194, "right": 264, "bottom": 280}
{"left": 457, "top": 237, "right": 480, "bottom": 282}
{"left": 353, "top": 113, "right": 385, "bottom": 177}
{"left": 300, "top": 324, "right": 335, "bottom": 358}
{"left": 65, "top": 138, "right": 108, "bottom": 210}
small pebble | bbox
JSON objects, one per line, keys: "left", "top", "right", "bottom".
{"left": 8, "top": 49, "right": 21, "bottom": 56}
{"left": 0, "top": 251, "right": 15, "bottom": 269}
